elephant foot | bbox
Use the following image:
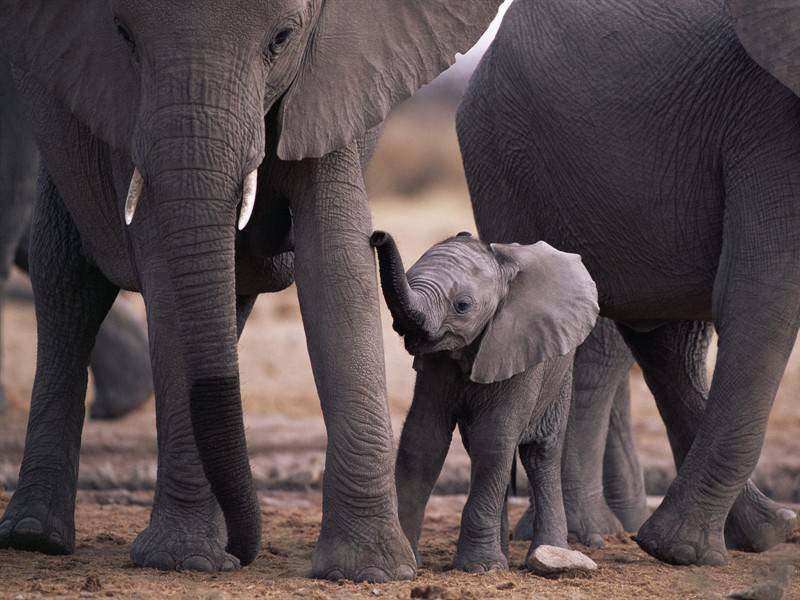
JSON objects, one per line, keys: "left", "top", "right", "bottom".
{"left": 453, "top": 545, "right": 509, "bottom": 573}
{"left": 565, "top": 493, "right": 624, "bottom": 548}
{"left": 89, "top": 384, "right": 151, "bottom": 420}
{"left": 634, "top": 502, "right": 727, "bottom": 566}
{"left": 725, "top": 482, "right": 797, "bottom": 552}
{"left": 130, "top": 514, "right": 240, "bottom": 572}
{"left": 0, "top": 496, "right": 75, "bottom": 555}
{"left": 311, "top": 518, "right": 416, "bottom": 582}
{"left": 511, "top": 503, "right": 535, "bottom": 541}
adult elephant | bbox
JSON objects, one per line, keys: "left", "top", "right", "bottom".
{"left": 0, "top": 0, "right": 501, "bottom": 581}
{"left": 0, "top": 60, "right": 152, "bottom": 418}
{"left": 449, "top": 0, "right": 800, "bottom": 566}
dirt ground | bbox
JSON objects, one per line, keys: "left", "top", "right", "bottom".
{"left": 2, "top": 107, "right": 800, "bottom": 598}
{"left": 0, "top": 492, "right": 798, "bottom": 600}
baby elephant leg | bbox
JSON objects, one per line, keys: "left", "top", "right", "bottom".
{"left": 453, "top": 420, "right": 516, "bottom": 573}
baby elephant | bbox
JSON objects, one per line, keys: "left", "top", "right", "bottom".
{"left": 371, "top": 231, "right": 600, "bottom": 573}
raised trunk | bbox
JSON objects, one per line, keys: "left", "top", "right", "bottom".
{"left": 370, "top": 231, "right": 427, "bottom": 337}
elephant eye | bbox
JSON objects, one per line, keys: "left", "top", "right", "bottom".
{"left": 114, "top": 20, "right": 137, "bottom": 58}
{"left": 269, "top": 27, "right": 295, "bottom": 55}
{"left": 454, "top": 299, "right": 473, "bottom": 315}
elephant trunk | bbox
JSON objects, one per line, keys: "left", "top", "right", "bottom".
{"left": 142, "top": 107, "right": 262, "bottom": 564}
{"left": 370, "top": 231, "right": 428, "bottom": 338}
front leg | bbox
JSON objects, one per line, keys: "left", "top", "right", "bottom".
{"left": 287, "top": 143, "right": 415, "bottom": 583}
{"left": 395, "top": 356, "right": 459, "bottom": 564}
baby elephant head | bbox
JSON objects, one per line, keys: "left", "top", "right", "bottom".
{"left": 371, "top": 231, "right": 599, "bottom": 384}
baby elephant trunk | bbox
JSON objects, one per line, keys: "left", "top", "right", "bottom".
{"left": 370, "top": 231, "right": 429, "bottom": 338}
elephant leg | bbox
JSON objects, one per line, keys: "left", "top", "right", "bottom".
{"left": 130, "top": 294, "right": 257, "bottom": 572}
{"left": 602, "top": 376, "right": 649, "bottom": 532}
{"left": 288, "top": 146, "right": 415, "bottom": 583}
{"left": 395, "top": 359, "right": 459, "bottom": 566}
{"left": 558, "top": 317, "right": 633, "bottom": 548}
{"left": 620, "top": 320, "right": 797, "bottom": 555}
{"left": 520, "top": 384, "right": 571, "bottom": 556}
{"left": 0, "top": 170, "right": 118, "bottom": 555}
{"left": 88, "top": 295, "right": 153, "bottom": 420}
{"left": 453, "top": 422, "right": 515, "bottom": 573}
{"left": 631, "top": 149, "right": 800, "bottom": 565}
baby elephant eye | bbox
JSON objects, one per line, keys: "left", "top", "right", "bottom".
{"left": 269, "top": 27, "right": 295, "bottom": 55}
{"left": 454, "top": 299, "right": 473, "bottom": 315}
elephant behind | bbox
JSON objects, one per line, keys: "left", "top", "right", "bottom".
{"left": 457, "top": 0, "right": 800, "bottom": 566}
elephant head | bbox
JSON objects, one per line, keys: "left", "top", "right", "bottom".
{"left": 0, "top": 0, "right": 503, "bottom": 565}
{"left": 728, "top": 0, "right": 800, "bottom": 97}
{"left": 371, "top": 231, "right": 599, "bottom": 384}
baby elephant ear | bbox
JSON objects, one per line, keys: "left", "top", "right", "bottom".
{"left": 470, "top": 242, "right": 599, "bottom": 384}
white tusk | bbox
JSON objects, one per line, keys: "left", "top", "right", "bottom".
{"left": 238, "top": 169, "right": 258, "bottom": 231}
{"left": 125, "top": 168, "right": 144, "bottom": 226}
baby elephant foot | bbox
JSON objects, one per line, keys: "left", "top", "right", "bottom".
{"left": 634, "top": 503, "right": 727, "bottom": 566}
{"left": 512, "top": 504, "right": 535, "bottom": 541}
{"left": 0, "top": 498, "right": 75, "bottom": 555}
{"left": 130, "top": 522, "right": 240, "bottom": 572}
{"left": 565, "top": 494, "right": 624, "bottom": 548}
{"left": 526, "top": 545, "right": 598, "bottom": 576}
{"left": 453, "top": 545, "right": 509, "bottom": 574}
{"left": 725, "top": 483, "right": 797, "bottom": 552}
{"left": 312, "top": 519, "right": 416, "bottom": 582}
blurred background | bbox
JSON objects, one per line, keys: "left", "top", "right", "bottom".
{"left": 1, "top": 0, "right": 799, "bottom": 504}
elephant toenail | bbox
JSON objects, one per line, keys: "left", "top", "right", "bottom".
{"left": 143, "top": 551, "right": 176, "bottom": 571}
{"left": 778, "top": 508, "right": 797, "bottom": 522}
{"left": 671, "top": 544, "right": 696, "bottom": 565}
{"left": 588, "top": 534, "right": 604, "bottom": 548}
{"left": 0, "top": 520, "right": 13, "bottom": 537}
{"left": 702, "top": 550, "right": 727, "bottom": 566}
{"left": 463, "top": 563, "right": 486, "bottom": 573}
{"left": 221, "top": 557, "right": 241, "bottom": 572}
{"left": 13, "top": 517, "right": 43, "bottom": 536}
{"left": 180, "top": 555, "right": 215, "bottom": 572}
{"left": 355, "top": 567, "right": 391, "bottom": 583}
{"left": 323, "top": 569, "right": 345, "bottom": 581}
{"left": 395, "top": 564, "right": 416, "bottom": 580}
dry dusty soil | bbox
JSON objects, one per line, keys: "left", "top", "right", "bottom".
{"left": 2, "top": 124, "right": 800, "bottom": 598}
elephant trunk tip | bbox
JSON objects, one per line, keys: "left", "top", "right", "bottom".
{"left": 370, "top": 230, "right": 390, "bottom": 248}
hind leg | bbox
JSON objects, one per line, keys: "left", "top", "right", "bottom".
{"left": 561, "top": 318, "right": 633, "bottom": 547}
{"left": 602, "top": 377, "right": 649, "bottom": 532}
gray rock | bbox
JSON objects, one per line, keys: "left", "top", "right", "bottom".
{"left": 526, "top": 545, "right": 598, "bottom": 576}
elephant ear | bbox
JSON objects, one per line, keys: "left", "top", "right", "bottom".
{"left": 728, "top": 0, "right": 800, "bottom": 96}
{"left": 276, "top": 1, "right": 503, "bottom": 160}
{"left": 0, "top": 0, "right": 139, "bottom": 150}
{"left": 470, "top": 242, "right": 599, "bottom": 385}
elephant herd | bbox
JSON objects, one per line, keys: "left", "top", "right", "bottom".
{"left": 0, "top": 0, "right": 798, "bottom": 586}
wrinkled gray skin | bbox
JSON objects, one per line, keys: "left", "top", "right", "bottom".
{"left": 0, "top": 0, "right": 501, "bottom": 581}
{"left": 458, "top": 0, "right": 800, "bottom": 566}
{"left": 371, "top": 231, "right": 598, "bottom": 573}
{"left": 0, "top": 61, "right": 152, "bottom": 419}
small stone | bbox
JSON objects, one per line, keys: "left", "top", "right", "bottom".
{"left": 80, "top": 592, "right": 94, "bottom": 599}
{"left": 14, "top": 594, "right": 25, "bottom": 600}
{"left": 727, "top": 582, "right": 785, "bottom": 600}
{"left": 496, "top": 582, "right": 515, "bottom": 590}
{"left": 526, "top": 545, "right": 598, "bottom": 576}
{"left": 82, "top": 575, "right": 102, "bottom": 593}
{"left": 371, "top": 588, "right": 381, "bottom": 596}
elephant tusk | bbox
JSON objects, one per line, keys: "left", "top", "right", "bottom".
{"left": 238, "top": 169, "right": 258, "bottom": 231}
{"left": 125, "top": 168, "right": 144, "bottom": 226}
